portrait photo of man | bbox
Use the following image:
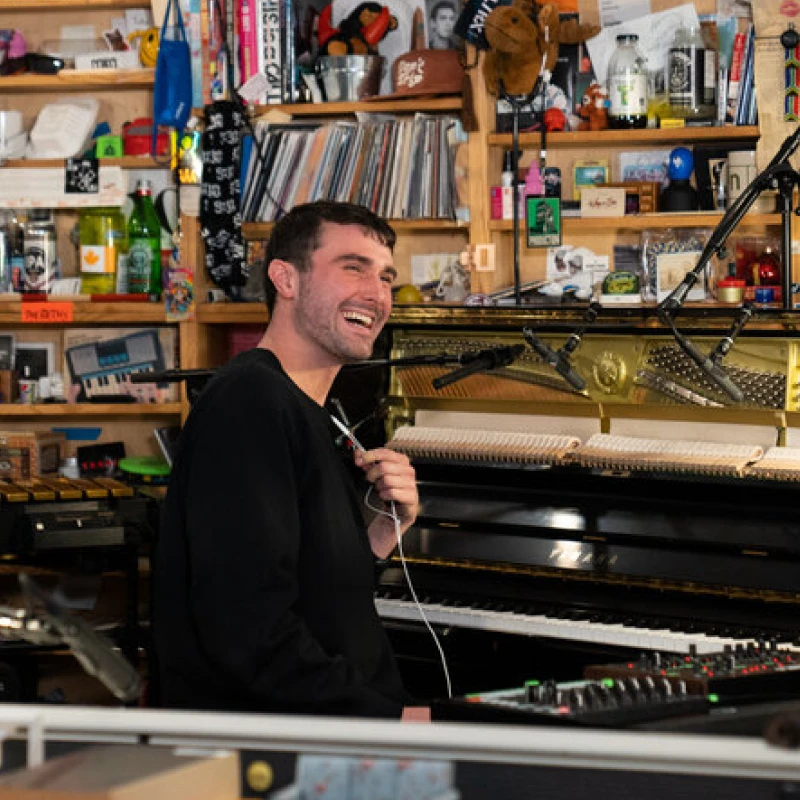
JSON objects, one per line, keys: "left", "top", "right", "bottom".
{"left": 427, "top": 0, "right": 458, "bottom": 49}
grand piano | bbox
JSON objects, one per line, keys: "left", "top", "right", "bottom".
{"left": 355, "top": 310, "right": 800, "bottom": 699}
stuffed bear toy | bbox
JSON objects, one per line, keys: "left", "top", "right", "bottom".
{"left": 318, "top": 2, "right": 398, "bottom": 56}
{"left": 483, "top": 0, "right": 599, "bottom": 97}
{"left": 576, "top": 82, "right": 609, "bottom": 131}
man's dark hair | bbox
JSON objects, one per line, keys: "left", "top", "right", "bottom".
{"left": 263, "top": 201, "right": 396, "bottom": 314}
{"left": 430, "top": 0, "right": 455, "bottom": 18}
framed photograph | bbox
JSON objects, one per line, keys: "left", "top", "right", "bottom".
{"left": 618, "top": 150, "right": 671, "bottom": 187}
{"left": 572, "top": 160, "right": 609, "bottom": 201}
{"left": 14, "top": 341, "right": 56, "bottom": 380}
{"left": 526, "top": 197, "right": 562, "bottom": 248}
{"left": 0, "top": 333, "right": 13, "bottom": 371}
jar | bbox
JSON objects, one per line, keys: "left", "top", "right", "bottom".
{"left": 667, "top": 26, "right": 716, "bottom": 122}
{"left": 79, "top": 207, "right": 127, "bottom": 295}
{"left": 717, "top": 278, "right": 745, "bottom": 304}
{"left": 607, "top": 34, "right": 648, "bottom": 129}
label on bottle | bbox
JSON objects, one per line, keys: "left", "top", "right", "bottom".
{"left": 23, "top": 232, "right": 58, "bottom": 293}
{"left": 668, "top": 46, "right": 704, "bottom": 108}
{"left": 608, "top": 73, "right": 647, "bottom": 117}
{"left": 127, "top": 240, "right": 157, "bottom": 293}
{"left": 80, "top": 245, "right": 116, "bottom": 274}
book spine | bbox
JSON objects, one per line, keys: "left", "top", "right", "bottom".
{"left": 260, "top": 0, "right": 283, "bottom": 104}
{"left": 725, "top": 26, "right": 748, "bottom": 124}
{"left": 238, "top": 0, "right": 259, "bottom": 84}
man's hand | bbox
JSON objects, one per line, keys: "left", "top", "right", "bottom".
{"left": 401, "top": 706, "right": 431, "bottom": 723}
{"left": 354, "top": 447, "right": 419, "bottom": 559}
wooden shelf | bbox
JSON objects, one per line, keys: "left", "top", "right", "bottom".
{"left": 243, "top": 218, "right": 469, "bottom": 240}
{"left": 253, "top": 97, "right": 463, "bottom": 116}
{"left": 0, "top": 300, "right": 169, "bottom": 324}
{"left": 1, "top": 0, "right": 146, "bottom": 8}
{"left": 487, "top": 126, "right": 760, "bottom": 148}
{"left": 197, "top": 302, "right": 268, "bottom": 324}
{"left": 490, "top": 213, "right": 783, "bottom": 233}
{"left": 0, "top": 403, "right": 182, "bottom": 416}
{"left": 0, "top": 70, "right": 154, "bottom": 93}
{"left": 1, "top": 157, "right": 168, "bottom": 169}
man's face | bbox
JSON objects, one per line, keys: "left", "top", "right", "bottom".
{"left": 294, "top": 222, "right": 396, "bottom": 363}
{"left": 432, "top": 7, "right": 456, "bottom": 38}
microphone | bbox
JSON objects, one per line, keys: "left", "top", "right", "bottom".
{"left": 522, "top": 329, "right": 586, "bottom": 392}
{"left": 432, "top": 344, "right": 525, "bottom": 389}
{"left": 11, "top": 574, "right": 141, "bottom": 703}
{"left": 710, "top": 303, "right": 754, "bottom": 366}
{"left": 657, "top": 311, "right": 745, "bottom": 403}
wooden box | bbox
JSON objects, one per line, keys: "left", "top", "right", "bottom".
{"left": 0, "top": 745, "right": 240, "bottom": 799}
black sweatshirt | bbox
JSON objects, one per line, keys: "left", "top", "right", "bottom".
{"left": 153, "top": 348, "right": 409, "bottom": 717}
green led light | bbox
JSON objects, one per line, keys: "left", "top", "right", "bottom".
{"left": 708, "top": 693, "right": 719, "bottom": 704}
{"left": 524, "top": 680, "right": 541, "bottom": 687}
{"left": 602, "top": 678, "right": 615, "bottom": 688}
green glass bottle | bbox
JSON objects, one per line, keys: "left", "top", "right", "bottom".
{"left": 127, "top": 179, "right": 162, "bottom": 297}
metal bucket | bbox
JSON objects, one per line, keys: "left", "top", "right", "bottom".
{"left": 316, "top": 55, "right": 384, "bottom": 102}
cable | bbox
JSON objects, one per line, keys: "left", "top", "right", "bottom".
{"left": 364, "top": 486, "right": 453, "bottom": 700}
{"left": 330, "top": 415, "right": 453, "bottom": 699}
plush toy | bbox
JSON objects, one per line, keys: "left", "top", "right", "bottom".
{"left": 576, "top": 82, "right": 609, "bottom": 131}
{"left": 483, "top": 0, "right": 599, "bottom": 96}
{"left": 318, "top": 2, "right": 397, "bottom": 56}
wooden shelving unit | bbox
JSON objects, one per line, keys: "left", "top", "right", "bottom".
{"left": 256, "top": 97, "right": 464, "bottom": 117}
{"left": 487, "top": 126, "right": 761, "bottom": 148}
{"left": 0, "top": 70, "right": 154, "bottom": 93}
{"left": 0, "top": 403, "right": 182, "bottom": 417}
{"left": 0, "top": 301, "right": 169, "bottom": 325}
{"left": 0, "top": 0, "right": 146, "bottom": 8}
{"left": 1, "top": 157, "right": 167, "bottom": 169}
{"left": 490, "top": 213, "right": 783, "bottom": 233}
{"left": 242, "top": 218, "right": 469, "bottom": 240}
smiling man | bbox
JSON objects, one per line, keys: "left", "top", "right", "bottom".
{"left": 153, "top": 201, "right": 422, "bottom": 718}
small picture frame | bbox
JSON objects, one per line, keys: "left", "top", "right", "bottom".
{"left": 526, "top": 197, "right": 562, "bottom": 248}
{"left": 0, "top": 333, "right": 14, "bottom": 371}
{"left": 14, "top": 341, "right": 56, "bottom": 380}
{"left": 572, "top": 160, "right": 609, "bottom": 201}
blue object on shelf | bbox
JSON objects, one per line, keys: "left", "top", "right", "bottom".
{"left": 51, "top": 427, "right": 102, "bottom": 441}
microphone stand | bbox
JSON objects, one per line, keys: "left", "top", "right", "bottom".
{"left": 656, "top": 125, "right": 800, "bottom": 403}
{"left": 499, "top": 79, "right": 541, "bottom": 306}
{"left": 0, "top": 574, "right": 141, "bottom": 703}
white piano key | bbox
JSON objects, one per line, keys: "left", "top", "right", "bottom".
{"left": 374, "top": 598, "right": 798, "bottom": 656}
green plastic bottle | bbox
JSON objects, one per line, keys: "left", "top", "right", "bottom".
{"left": 79, "top": 207, "right": 127, "bottom": 295}
{"left": 127, "top": 179, "right": 162, "bottom": 297}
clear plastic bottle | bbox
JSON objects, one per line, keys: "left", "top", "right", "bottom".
{"left": 607, "top": 34, "right": 648, "bottom": 129}
{"left": 79, "top": 207, "right": 128, "bottom": 295}
{"left": 667, "top": 26, "right": 716, "bottom": 122}
{"left": 127, "top": 179, "right": 162, "bottom": 296}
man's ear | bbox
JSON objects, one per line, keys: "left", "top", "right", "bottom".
{"left": 268, "top": 259, "right": 299, "bottom": 300}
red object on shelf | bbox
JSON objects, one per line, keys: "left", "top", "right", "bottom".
{"left": 89, "top": 294, "right": 155, "bottom": 302}
{"left": 123, "top": 118, "right": 169, "bottom": 156}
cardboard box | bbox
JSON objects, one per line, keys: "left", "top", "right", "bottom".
{"left": 578, "top": 0, "right": 715, "bottom": 27}
{"left": 0, "top": 370, "right": 16, "bottom": 404}
{"left": 0, "top": 745, "right": 240, "bottom": 799}
{"left": 0, "top": 431, "right": 65, "bottom": 479}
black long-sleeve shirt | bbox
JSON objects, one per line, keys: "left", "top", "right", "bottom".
{"left": 153, "top": 348, "right": 408, "bottom": 717}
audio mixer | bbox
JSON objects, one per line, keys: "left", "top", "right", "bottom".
{"left": 584, "top": 642, "right": 800, "bottom": 704}
{"left": 434, "top": 675, "right": 710, "bottom": 727}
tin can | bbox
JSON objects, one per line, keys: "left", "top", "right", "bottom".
{"left": 22, "top": 210, "right": 58, "bottom": 293}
